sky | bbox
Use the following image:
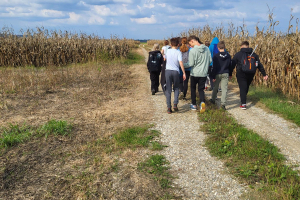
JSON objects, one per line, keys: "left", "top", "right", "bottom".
{"left": 0, "top": 0, "right": 300, "bottom": 39}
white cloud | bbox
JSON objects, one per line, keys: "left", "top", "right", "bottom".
{"left": 292, "top": 5, "right": 300, "bottom": 13}
{"left": 131, "top": 15, "right": 156, "bottom": 24}
{"left": 88, "top": 15, "right": 106, "bottom": 25}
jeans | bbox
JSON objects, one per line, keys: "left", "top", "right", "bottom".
{"left": 211, "top": 73, "right": 229, "bottom": 106}
{"left": 190, "top": 76, "right": 206, "bottom": 105}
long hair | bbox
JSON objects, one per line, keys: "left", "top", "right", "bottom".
{"left": 180, "top": 37, "right": 189, "bottom": 53}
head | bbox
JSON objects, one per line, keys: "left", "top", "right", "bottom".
{"left": 241, "top": 41, "right": 249, "bottom": 48}
{"left": 152, "top": 43, "right": 160, "bottom": 51}
{"left": 217, "top": 41, "right": 225, "bottom": 52}
{"left": 180, "top": 37, "right": 189, "bottom": 52}
{"left": 187, "top": 35, "right": 201, "bottom": 47}
{"left": 170, "top": 37, "right": 180, "bottom": 47}
{"left": 164, "top": 40, "right": 169, "bottom": 46}
{"left": 205, "top": 41, "right": 210, "bottom": 47}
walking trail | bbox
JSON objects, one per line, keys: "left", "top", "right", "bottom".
{"left": 140, "top": 47, "right": 300, "bottom": 199}
{"left": 141, "top": 48, "right": 246, "bottom": 199}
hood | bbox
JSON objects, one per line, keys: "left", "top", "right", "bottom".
{"left": 218, "top": 52, "right": 230, "bottom": 61}
{"left": 149, "top": 50, "right": 161, "bottom": 55}
{"left": 241, "top": 48, "right": 253, "bottom": 54}
{"left": 211, "top": 37, "right": 219, "bottom": 45}
{"left": 193, "top": 44, "right": 207, "bottom": 53}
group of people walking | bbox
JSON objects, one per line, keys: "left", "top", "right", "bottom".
{"left": 147, "top": 36, "right": 268, "bottom": 114}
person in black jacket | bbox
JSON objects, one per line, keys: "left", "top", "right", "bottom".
{"left": 147, "top": 44, "right": 164, "bottom": 95}
{"left": 210, "top": 41, "right": 231, "bottom": 110}
{"left": 232, "top": 41, "right": 268, "bottom": 109}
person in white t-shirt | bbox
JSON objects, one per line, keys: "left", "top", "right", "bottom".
{"left": 164, "top": 38, "right": 186, "bottom": 114}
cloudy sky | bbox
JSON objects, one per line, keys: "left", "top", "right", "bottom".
{"left": 0, "top": 0, "right": 299, "bottom": 39}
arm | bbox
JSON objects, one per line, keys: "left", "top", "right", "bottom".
{"left": 179, "top": 61, "right": 186, "bottom": 81}
{"left": 255, "top": 54, "right": 267, "bottom": 80}
{"left": 188, "top": 50, "right": 194, "bottom": 67}
{"left": 211, "top": 56, "right": 217, "bottom": 80}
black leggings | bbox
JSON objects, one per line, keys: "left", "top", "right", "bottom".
{"left": 183, "top": 71, "right": 191, "bottom": 97}
{"left": 236, "top": 71, "right": 255, "bottom": 104}
{"left": 150, "top": 71, "right": 160, "bottom": 92}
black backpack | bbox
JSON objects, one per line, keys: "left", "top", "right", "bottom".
{"left": 240, "top": 45, "right": 259, "bottom": 74}
{"left": 240, "top": 53, "right": 257, "bottom": 74}
{"left": 147, "top": 52, "right": 162, "bottom": 72}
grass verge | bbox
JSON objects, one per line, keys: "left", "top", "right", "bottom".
{"left": 199, "top": 103, "right": 300, "bottom": 199}
{"left": 248, "top": 86, "right": 300, "bottom": 126}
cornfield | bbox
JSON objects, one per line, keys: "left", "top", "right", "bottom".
{"left": 0, "top": 27, "right": 131, "bottom": 67}
{"left": 181, "top": 15, "right": 300, "bottom": 100}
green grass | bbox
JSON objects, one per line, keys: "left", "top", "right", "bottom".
{"left": 138, "top": 154, "right": 173, "bottom": 189}
{"left": 38, "top": 119, "right": 73, "bottom": 138}
{"left": 114, "top": 126, "right": 160, "bottom": 148}
{"left": 0, "top": 119, "right": 73, "bottom": 149}
{"left": 199, "top": 103, "right": 300, "bottom": 199}
{"left": 0, "top": 124, "right": 33, "bottom": 148}
{"left": 248, "top": 86, "right": 300, "bottom": 126}
{"left": 122, "top": 51, "right": 144, "bottom": 65}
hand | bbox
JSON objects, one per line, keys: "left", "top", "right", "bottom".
{"left": 263, "top": 75, "right": 268, "bottom": 81}
{"left": 183, "top": 74, "right": 186, "bottom": 81}
{"left": 213, "top": 79, "right": 216, "bottom": 82}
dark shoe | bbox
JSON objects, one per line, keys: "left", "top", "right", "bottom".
{"left": 155, "top": 88, "right": 159, "bottom": 93}
{"left": 221, "top": 105, "right": 226, "bottom": 110}
{"left": 173, "top": 104, "right": 178, "bottom": 111}
{"left": 209, "top": 99, "right": 215, "bottom": 104}
{"left": 183, "top": 96, "right": 186, "bottom": 100}
{"left": 208, "top": 87, "right": 213, "bottom": 91}
{"left": 167, "top": 108, "right": 172, "bottom": 114}
{"left": 152, "top": 90, "right": 155, "bottom": 95}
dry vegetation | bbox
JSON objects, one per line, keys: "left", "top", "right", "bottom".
{"left": 181, "top": 13, "right": 300, "bottom": 100}
{"left": 147, "top": 40, "right": 165, "bottom": 47}
{"left": 0, "top": 27, "right": 131, "bottom": 67}
{"left": 0, "top": 48, "right": 179, "bottom": 199}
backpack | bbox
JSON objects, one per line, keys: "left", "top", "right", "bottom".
{"left": 240, "top": 53, "right": 258, "bottom": 74}
{"left": 147, "top": 52, "right": 162, "bottom": 71}
{"left": 182, "top": 51, "right": 189, "bottom": 68}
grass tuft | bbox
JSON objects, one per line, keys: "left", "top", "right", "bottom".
{"left": 138, "top": 154, "right": 173, "bottom": 189}
{"left": 39, "top": 119, "right": 73, "bottom": 138}
{"left": 199, "top": 102, "right": 300, "bottom": 199}
{"left": 114, "top": 126, "right": 159, "bottom": 148}
{"left": 0, "top": 124, "right": 32, "bottom": 148}
{"left": 248, "top": 86, "right": 300, "bottom": 126}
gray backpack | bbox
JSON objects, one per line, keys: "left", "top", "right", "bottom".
{"left": 182, "top": 51, "right": 189, "bottom": 68}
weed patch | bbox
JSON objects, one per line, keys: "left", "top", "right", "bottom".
{"left": 248, "top": 86, "right": 300, "bottom": 126}
{"left": 38, "top": 119, "right": 73, "bottom": 138}
{"left": 199, "top": 103, "right": 300, "bottom": 199}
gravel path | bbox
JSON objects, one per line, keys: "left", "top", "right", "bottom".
{"left": 223, "top": 84, "right": 300, "bottom": 169}
{"left": 141, "top": 48, "right": 246, "bottom": 199}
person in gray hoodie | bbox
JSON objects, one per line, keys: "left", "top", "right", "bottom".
{"left": 187, "top": 35, "right": 212, "bottom": 113}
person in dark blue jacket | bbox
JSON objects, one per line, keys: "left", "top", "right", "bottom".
{"left": 208, "top": 37, "right": 219, "bottom": 90}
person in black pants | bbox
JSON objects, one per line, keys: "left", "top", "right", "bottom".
{"left": 232, "top": 41, "right": 268, "bottom": 109}
{"left": 147, "top": 44, "right": 164, "bottom": 95}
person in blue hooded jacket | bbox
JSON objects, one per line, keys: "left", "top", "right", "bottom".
{"left": 208, "top": 37, "right": 219, "bottom": 90}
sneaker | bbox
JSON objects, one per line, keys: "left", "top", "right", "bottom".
{"left": 152, "top": 90, "right": 155, "bottom": 95}
{"left": 155, "top": 88, "right": 159, "bottom": 93}
{"left": 190, "top": 104, "right": 197, "bottom": 111}
{"left": 208, "top": 87, "right": 213, "bottom": 91}
{"left": 173, "top": 104, "right": 178, "bottom": 111}
{"left": 200, "top": 102, "right": 206, "bottom": 113}
{"left": 167, "top": 108, "right": 172, "bottom": 114}
{"left": 240, "top": 104, "right": 246, "bottom": 110}
{"left": 209, "top": 99, "right": 215, "bottom": 104}
{"left": 221, "top": 105, "right": 226, "bottom": 110}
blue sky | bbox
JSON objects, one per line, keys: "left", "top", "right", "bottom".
{"left": 1, "top": 0, "right": 299, "bottom": 39}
